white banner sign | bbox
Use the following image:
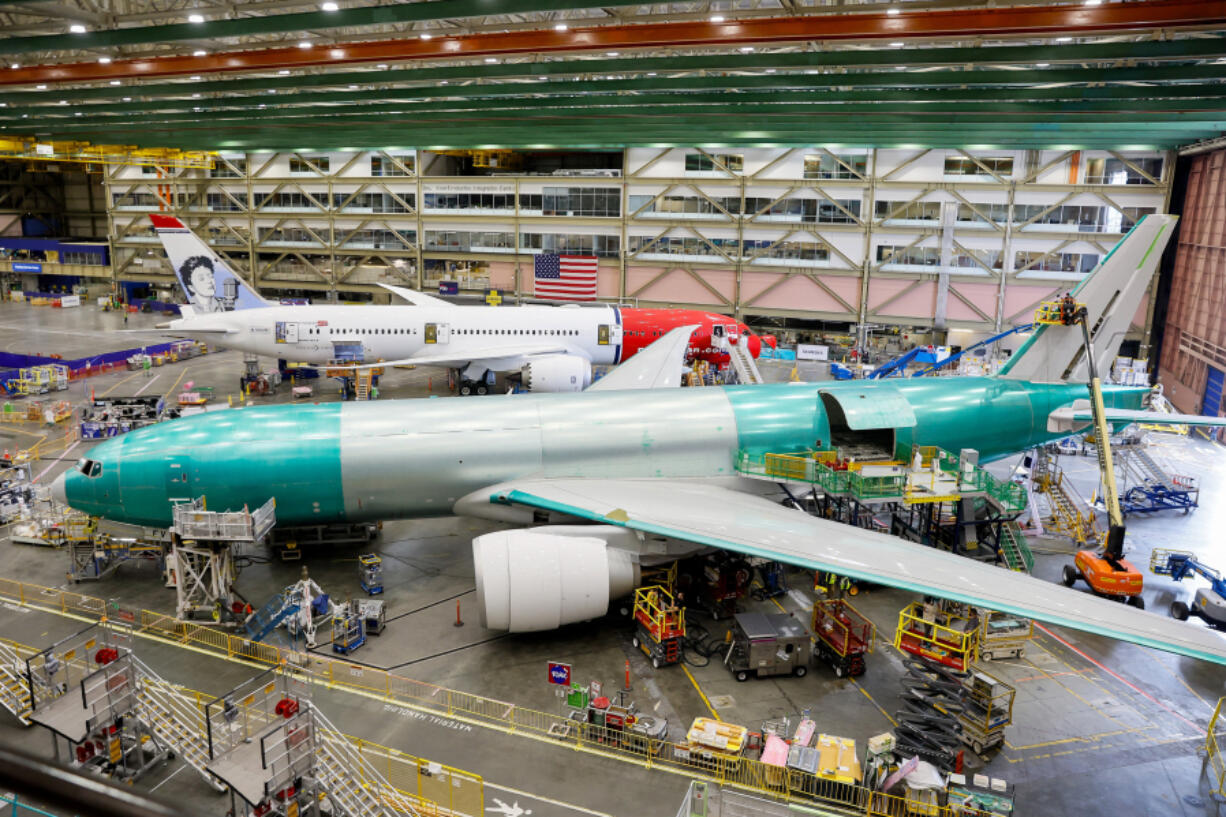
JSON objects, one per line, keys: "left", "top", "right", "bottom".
{"left": 424, "top": 183, "right": 515, "bottom": 194}
{"left": 796, "top": 344, "right": 829, "bottom": 361}
{"left": 59, "top": 294, "right": 80, "bottom": 307}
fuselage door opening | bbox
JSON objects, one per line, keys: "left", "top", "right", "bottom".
{"left": 425, "top": 323, "right": 451, "bottom": 344}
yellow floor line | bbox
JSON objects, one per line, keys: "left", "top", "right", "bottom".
{"left": 851, "top": 678, "right": 897, "bottom": 727}
{"left": 99, "top": 370, "right": 143, "bottom": 398}
{"left": 159, "top": 366, "right": 191, "bottom": 403}
{"left": 680, "top": 663, "right": 720, "bottom": 721}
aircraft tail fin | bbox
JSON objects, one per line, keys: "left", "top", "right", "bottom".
{"left": 149, "top": 214, "right": 270, "bottom": 312}
{"left": 997, "top": 214, "right": 1177, "bottom": 383}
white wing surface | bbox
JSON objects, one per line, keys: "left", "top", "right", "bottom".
{"left": 479, "top": 478, "right": 1226, "bottom": 666}
{"left": 587, "top": 324, "right": 697, "bottom": 392}
{"left": 377, "top": 282, "right": 457, "bottom": 309}
{"left": 344, "top": 342, "right": 571, "bottom": 371}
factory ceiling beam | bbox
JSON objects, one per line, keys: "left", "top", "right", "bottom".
{"left": 8, "top": 62, "right": 1226, "bottom": 111}
{"left": 3, "top": 0, "right": 1224, "bottom": 82}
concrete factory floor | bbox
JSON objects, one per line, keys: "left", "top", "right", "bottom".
{"left": 0, "top": 299, "right": 1223, "bottom": 817}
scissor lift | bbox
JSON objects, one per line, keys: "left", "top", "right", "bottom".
{"left": 631, "top": 585, "right": 685, "bottom": 668}
{"left": 811, "top": 598, "right": 875, "bottom": 678}
{"left": 894, "top": 600, "right": 978, "bottom": 673}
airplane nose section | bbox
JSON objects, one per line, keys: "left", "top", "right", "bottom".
{"left": 50, "top": 471, "right": 68, "bottom": 506}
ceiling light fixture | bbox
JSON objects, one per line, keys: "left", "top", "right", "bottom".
{"left": 607, "top": 51, "right": 619, "bottom": 57}
{"left": 109, "top": 80, "right": 121, "bottom": 85}
{"left": 739, "top": 46, "right": 754, "bottom": 52}
{"left": 887, "top": 7, "right": 900, "bottom": 15}
{"left": 1084, "top": 0, "right": 1101, "bottom": 5}
{"left": 484, "top": 57, "right": 498, "bottom": 63}
{"left": 69, "top": 24, "right": 86, "bottom": 33}
{"left": 890, "top": 41, "right": 905, "bottom": 47}
{"left": 321, "top": 1, "right": 339, "bottom": 9}
{"left": 98, "top": 56, "right": 112, "bottom": 64}
{"left": 36, "top": 84, "right": 46, "bottom": 90}
{"left": 1056, "top": 36, "right": 1073, "bottom": 42}
{"left": 278, "top": 69, "right": 291, "bottom": 75}
{"left": 377, "top": 63, "right": 388, "bottom": 69}
{"left": 188, "top": 13, "right": 204, "bottom": 23}
{"left": 193, "top": 50, "right": 207, "bottom": 56}
{"left": 298, "top": 41, "right": 312, "bottom": 49}
{"left": 554, "top": 23, "right": 568, "bottom": 31}
{"left": 58, "top": 100, "right": 68, "bottom": 105}
{"left": 710, "top": 15, "right": 725, "bottom": 22}
{"left": 9, "top": 64, "right": 18, "bottom": 70}
{"left": 1035, "top": 62, "right": 1050, "bottom": 67}
{"left": 348, "top": 84, "right": 358, "bottom": 89}
{"left": 122, "top": 97, "right": 131, "bottom": 101}
{"left": 420, "top": 32, "right": 432, "bottom": 39}
{"left": 192, "top": 93, "right": 201, "bottom": 98}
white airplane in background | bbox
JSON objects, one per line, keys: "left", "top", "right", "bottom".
{"left": 145, "top": 214, "right": 774, "bottom": 393}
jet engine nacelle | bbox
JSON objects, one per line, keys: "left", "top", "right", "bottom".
{"left": 473, "top": 526, "right": 641, "bottom": 631}
{"left": 520, "top": 355, "right": 592, "bottom": 392}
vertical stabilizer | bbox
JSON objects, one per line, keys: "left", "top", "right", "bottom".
{"left": 997, "top": 214, "right": 1177, "bottom": 382}
{"left": 149, "top": 214, "right": 270, "bottom": 312}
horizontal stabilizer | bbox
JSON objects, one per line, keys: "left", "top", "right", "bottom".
{"left": 1050, "top": 403, "right": 1226, "bottom": 432}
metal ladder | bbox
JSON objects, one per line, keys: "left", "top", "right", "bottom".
{"left": 1038, "top": 469, "right": 1100, "bottom": 547}
{"left": 309, "top": 702, "right": 419, "bottom": 816}
{"left": 0, "top": 640, "right": 32, "bottom": 724}
{"left": 355, "top": 369, "right": 373, "bottom": 400}
{"left": 243, "top": 592, "right": 300, "bottom": 643}
{"left": 131, "top": 656, "right": 224, "bottom": 791}
{"left": 1130, "top": 447, "right": 1175, "bottom": 487}
{"left": 728, "top": 341, "right": 763, "bottom": 385}
{"left": 997, "top": 521, "right": 1034, "bottom": 573}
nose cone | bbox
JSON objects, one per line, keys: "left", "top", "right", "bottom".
{"left": 50, "top": 471, "right": 68, "bottom": 506}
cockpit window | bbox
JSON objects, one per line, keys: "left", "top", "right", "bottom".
{"left": 76, "top": 459, "right": 102, "bottom": 478}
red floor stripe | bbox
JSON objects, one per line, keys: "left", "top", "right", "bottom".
{"left": 1033, "top": 621, "right": 1203, "bottom": 732}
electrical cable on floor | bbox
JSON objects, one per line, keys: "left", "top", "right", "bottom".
{"left": 680, "top": 614, "right": 728, "bottom": 668}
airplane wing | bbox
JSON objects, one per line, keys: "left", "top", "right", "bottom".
{"left": 343, "top": 343, "right": 571, "bottom": 371}
{"left": 587, "top": 324, "right": 697, "bottom": 392}
{"left": 474, "top": 478, "right": 1226, "bottom": 666}
{"left": 1049, "top": 400, "right": 1226, "bottom": 432}
{"left": 377, "top": 282, "right": 457, "bottom": 309}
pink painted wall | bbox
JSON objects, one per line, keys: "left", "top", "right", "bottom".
{"left": 1002, "top": 283, "right": 1062, "bottom": 324}
{"left": 868, "top": 279, "right": 936, "bottom": 319}
{"left": 741, "top": 271, "right": 860, "bottom": 314}
{"left": 945, "top": 282, "right": 999, "bottom": 323}
{"left": 487, "top": 260, "right": 516, "bottom": 290}
{"left": 626, "top": 266, "right": 736, "bottom": 307}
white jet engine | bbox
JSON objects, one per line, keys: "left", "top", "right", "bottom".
{"left": 520, "top": 354, "right": 592, "bottom": 392}
{"left": 473, "top": 526, "right": 641, "bottom": 631}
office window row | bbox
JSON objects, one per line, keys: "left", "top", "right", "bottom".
{"left": 876, "top": 244, "right": 1100, "bottom": 275}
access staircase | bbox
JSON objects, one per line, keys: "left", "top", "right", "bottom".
{"left": 312, "top": 704, "right": 420, "bottom": 816}
{"left": 355, "top": 368, "right": 373, "bottom": 400}
{"left": 244, "top": 591, "right": 300, "bottom": 643}
{"left": 131, "top": 656, "right": 222, "bottom": 791}
{"left": 0, "top": 639, "right": 32, "bottom": 724}
{"left": 729, "top": 341, "right": 763, "bottom": 385}
{"left": 1128, "top": 446, "right": 1175, "bottom": 487}
{"left": 997, "top": 521, "right": 1034, "bottom": 573}
{"left": 1035, "top": 468, "right": 1101, "bottom": 547}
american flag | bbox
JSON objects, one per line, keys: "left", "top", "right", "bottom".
{"left": 534, "top": 254, "right": 598, "bottom": 301}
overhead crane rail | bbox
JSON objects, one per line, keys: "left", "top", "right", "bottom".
{"left": 0, "top": 138, "right": 214, "bottom": 169}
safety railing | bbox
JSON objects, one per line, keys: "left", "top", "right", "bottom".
{"left": 0, "top": 574, "right": 991, "bottom": 812}
{"left": 1207, "top": 697, "right": 1226, "bottom": 804}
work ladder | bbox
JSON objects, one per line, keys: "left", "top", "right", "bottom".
{"left": 728, "top": 341, "right": 763, "bottom": 385}
{"left": 996, "top": 521, "right": 1034, "bottom": 573}
{"left": 131, "top": 656, "right": 221, "bottom": 790}
{"left": 0, "top": 639, "right": 32, "bottom": 724}
{"left": 355, "top": 368, "right": 373, "bottom": 400}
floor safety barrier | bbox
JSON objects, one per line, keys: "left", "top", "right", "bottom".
{"left": 0, "top": 575, "right": 992, "bottom": 814}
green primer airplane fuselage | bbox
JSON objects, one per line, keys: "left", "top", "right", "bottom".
{"left": 62, "top": 377, "right": 1147, "bottom": 529}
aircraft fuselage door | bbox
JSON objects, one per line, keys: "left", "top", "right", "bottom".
{"left": 165, "top": 457, "right": 193, "bottom": 503}
{"left": 598, "top": 324, "right": 611, "bottom": 345}
{"left": 425, "top": 323, "right": 450, "bottom": 344}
